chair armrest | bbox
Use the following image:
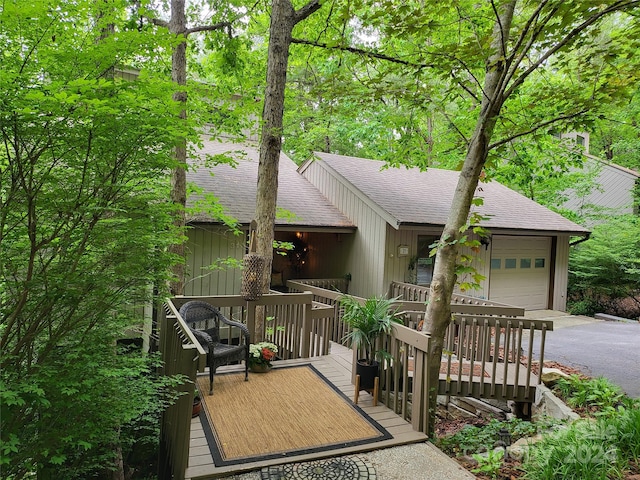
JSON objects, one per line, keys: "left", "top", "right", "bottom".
{"left": 219, "top": 315, "right": 251, "bottom": 343}
{"left": 190, "top": 328, "right": 213, "bottom": 349}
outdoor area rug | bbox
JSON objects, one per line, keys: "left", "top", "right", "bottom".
{"left": 197, "top": 364, "right": 392, "bottom": 467}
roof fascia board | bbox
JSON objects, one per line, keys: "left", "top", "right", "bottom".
{"left": 488, "top": 228, "right": 590, "bottom": 237}
{"left": 188, "top": 221, "right": 355, "bottom": 234}
{"left": 303, "top": 156, "right": 402, "bottom": 229}
{"left": 397, "top": 222, "right": 589, "bottom": 237}
{"left": 585, "top": 153, "right": 640, "bottom": 178}
{"left": 274, "top": 225, "right": 356, "bottom": 233}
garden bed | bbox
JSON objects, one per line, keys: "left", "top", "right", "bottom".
{"left": 435, "top": 362, "right": 640, "bottom": 479}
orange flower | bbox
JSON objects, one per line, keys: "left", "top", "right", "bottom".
{"left": 261, "top": 347, "right": 276, "bottom": 361}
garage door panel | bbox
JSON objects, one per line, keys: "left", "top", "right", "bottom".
{"left": 489, "top": 236, "right": 551, "bottom": 310}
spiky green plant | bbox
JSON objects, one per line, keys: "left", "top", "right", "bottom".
{"left": 613, "top": 405, "right": 640, "bottom": 461}
{"left": 340, "top": 295, "right": 402, "bottom": 365}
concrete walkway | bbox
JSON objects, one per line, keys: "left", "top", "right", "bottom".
{"left": 524, "top": 309, "right": 599, "bottom": 328}
{"left": 218, "top": 443, "right": 475, "bottom": 480}
{"left": 526, "top": 310, "right": 640, "bottom": 398}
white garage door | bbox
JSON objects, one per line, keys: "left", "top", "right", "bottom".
{"left": 488, "top": 236, "right": 551, "bottom": 310}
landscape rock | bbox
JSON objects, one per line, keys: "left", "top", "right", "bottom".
{"left": 533, "top": 384, "right": 580, "bottom": 422}
{"left": 540, "top": 367, "right": 571, "bottom": 386}
{"left": 507, "top": 434, "right": 544, "bottom": 461}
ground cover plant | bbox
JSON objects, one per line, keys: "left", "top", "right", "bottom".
{"left": 522, "top": 407, "right": 640, "bottom": 480}
{"left": 437, "top": 371, "right": 640, "bottom": 479}
{"left": 553, "top": 374, "right": 629, "bottom": 417}
{"left": 437, "top": 417, "right": 541, "bottom": 458}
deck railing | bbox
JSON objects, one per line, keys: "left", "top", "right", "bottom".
{"left": 379, "top": 323, "right": 433, "bottom": 434}
{"left": 170, "top": 292, "right": 335, "bottom": 358}
{"left": 441, "top": 314, "right": 553, "bottom": 401}
{"left": 389, "top": 281, "right": 525, "bottom": 316}
{"left": 287, "top": 280, "right": 349, "bottom": 343}
{"left": 288, "top": 279, "right": 550, "bottom": 403}
{"left": 159, "top": 281, "right": 551, "bottom": 475}
{"left": 158, "top": 301, "right": 206, "bottom": 480}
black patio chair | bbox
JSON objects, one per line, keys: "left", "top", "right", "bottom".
{"left": 179, "top": 301, "right": 250, "bottom": 395}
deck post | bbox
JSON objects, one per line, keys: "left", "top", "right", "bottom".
{"left": 246, "top": 301, "right": 256, "bottom": 341}
{"left": 300, "top": 292, "right": 312, "bottom": 358}
{"left": 411, "top": 352, "right": 425, "bottom": 433}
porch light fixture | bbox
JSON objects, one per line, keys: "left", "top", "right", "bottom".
{"left": 480, "top": 236, "right": 491, "bottom": 250}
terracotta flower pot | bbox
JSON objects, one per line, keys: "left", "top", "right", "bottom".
{"left": 192, "top": 396, "right": 202, "bottom": 418}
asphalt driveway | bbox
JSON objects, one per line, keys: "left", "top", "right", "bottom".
{"left": 528, "top": 312, "right": 640, "bottom": 398}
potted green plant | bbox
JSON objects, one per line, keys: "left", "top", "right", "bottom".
{"left": 248, "top": 341, "right": 278, "bottom": 373}
{"left": 340, "top": 295, "right": 401, "bottom": 390}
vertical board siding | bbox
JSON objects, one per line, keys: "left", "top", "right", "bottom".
{"left": 302, "top": 162, "right": 388, "bottom": 297}
{"left": 564, "top": 160, "right": 639, "bottom": 216}
{"left": 184, "top": 225, "right": 244, "bottom": 296}
{"left": 553, "top": 235, "right": 570, "bottom": 311}
{"left": 303, "top": 160, "right": 493, "bottom": 301}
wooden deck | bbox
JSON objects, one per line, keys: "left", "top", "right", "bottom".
{"left": 185, "top": 343, "right": 429, "bottom": 480}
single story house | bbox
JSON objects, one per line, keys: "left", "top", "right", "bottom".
{"left": 185, "top": 140, "right": 590, "bottom": 311}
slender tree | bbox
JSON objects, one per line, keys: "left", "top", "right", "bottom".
{"left": 419, "top": 1, "right": 640, "bottom": 436}
{"left": 273, "top": 0, "right": 640, "bottom": 435}
{"left": 253, "top": 0, "right": 321, "bottom": 338}
{"left": 147, "top": 0, "right": 233, "bottom": 295}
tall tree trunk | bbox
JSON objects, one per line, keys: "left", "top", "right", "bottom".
{"left": 421, "top": 1, "right": 516, "bottom": 437}
{"left": 254, "top": 0, "right": 320, "bottom": 339}
{"left": 169, "top": 0, "right": 188, "bottom": 295}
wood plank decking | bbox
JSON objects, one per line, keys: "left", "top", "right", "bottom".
{"left": 185, "top": 343, "right": 428, "bottom": 480}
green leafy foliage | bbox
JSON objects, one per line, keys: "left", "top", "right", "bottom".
{"left": 521, "top": 380, "right": 640, "bottom": 479}
{"left": 554, "top": 375, "right": 626, "bottom": 418}
{"left": 523, "top": 420, "right": 623, "bottom": 480}
{"left": 568, "top": 215, "right": 640, "bottom": 317}
{"left": 472, "top": 448, "right": 504, "bottom": 479}
{"left": 0, "top": 1, "right": 189, "bottom": 477}
{"left": 437, "top": 418, "right": 542, "bottom": 457}
{"left": 612, "top": 407, "right": 640, "bottom": 461}
{"left": 591, "top": 88, "right": 640, "bottom": 172}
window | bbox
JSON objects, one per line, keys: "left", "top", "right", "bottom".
{"left": 576, "top": 135, "right": 585, "bottom": 146}
{"left": 535, "top": 258, "right": 545, "bottom": 268}
{"left": 520, "top": 258, "right": 531, "bottom": 269}
{"left": 491, "top": 258, "right": 501, "bottom": 269}
{"left": 415, "top": 235, "right": 439, "bottom": 285}
{"left": 505, "top": 258, "right": 517, "bottom": 269}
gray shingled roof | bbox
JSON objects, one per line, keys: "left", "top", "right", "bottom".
{"left": 313, "top": 152, "right": 590, "bottom": 235}
{"left": 186, "top": 141, "right": 355, "bottom": 229}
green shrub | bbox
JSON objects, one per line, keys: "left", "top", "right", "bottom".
{"left": 523, "top": 420, "right": 622, "bottom": 480}
{"left": 568, "top": 215, "right": 640, "bottom": 314}
{"left": 554, "top": 375, "right": 625, "bottom": 417}
{"left": 472, "top": 448, "right": 504, "bottom": 478}
{"left": 437, "top": 418, "right": 540, "bottom": 457}
{"left": 567, "top": 297, "right": 599, "bottom": 316}
{"left": 613, "top": 406, "right": 640, "bottom": 461}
